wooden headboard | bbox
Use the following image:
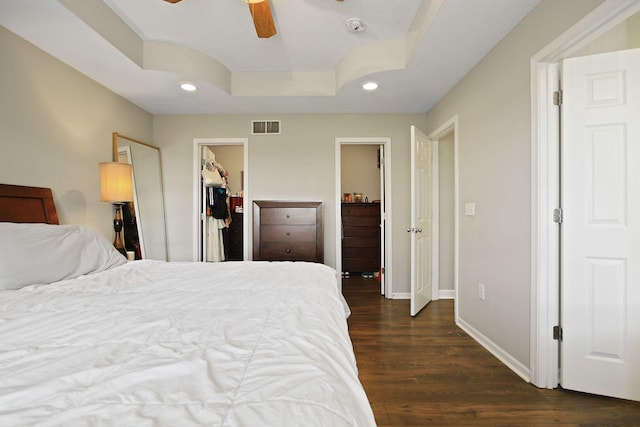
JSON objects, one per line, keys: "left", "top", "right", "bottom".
{"left": 0, "top": 184, "right": 59, "bottom": 224}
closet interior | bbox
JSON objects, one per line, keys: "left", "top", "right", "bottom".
{"left": 340, "top": 144, "right": 384, "bottom": 280}
{"left": 199, "top": 146, "right": 244, "bottom": 262}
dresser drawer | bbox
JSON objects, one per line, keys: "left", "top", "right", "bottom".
{"left": 260, "top": 207, "right": 317, "bottom": 225}
{"left": 343, "top": 246, "right": 378, "bottom": 258}
{"left": 261, "top": 225, "right": 317, "bottom": 242}
{"left": 342, "top": 216, "right": 380, "bottom": 228}
{"left": 342, "top": 204, "right": 380, "bottom": 217}
{"left": 259, "top": 243, "right": 318, "bottom": 261}
{"left": 342, "top": 226, "right": 379, "bottom": 239}
{"left": 343, "top": 257, "right": 379, "bottom": 272}
{"left": 342, "top": 236, "right": 379, "bottom": 248}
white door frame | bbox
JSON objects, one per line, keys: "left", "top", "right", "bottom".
{"left": 428, "top": 116, "right": 459, "bottom": 318}
{"left": 335, "top": 137, "right": 392, "bottom": 296}
{"left": 192, "top": 138, "right": 249, "bottom": 262}
{"left": 530, "top": 0, "right": 640, "bottom": 388}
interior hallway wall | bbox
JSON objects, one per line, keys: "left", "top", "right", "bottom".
{"left": 424, "top": 0, "right": 604, "bottom": 369}
{"left": 438, "top": 132, "right": 455, "bottom": 293}
{"left": 341, "top": 145, "right": 381, "bottom": 203}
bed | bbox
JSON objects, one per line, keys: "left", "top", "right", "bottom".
{"left": 0, "top": 184, "right": 376, "bottom": 426}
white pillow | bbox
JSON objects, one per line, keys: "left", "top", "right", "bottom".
{"left": 0, "top": 222, "right": 127, "bottom": 290}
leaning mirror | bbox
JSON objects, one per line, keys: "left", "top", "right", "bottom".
{"left": 113, "top": 132, "right": 168, "bottom": 261}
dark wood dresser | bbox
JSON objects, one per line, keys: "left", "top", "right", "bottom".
{"left": 253, "top": 200, "right": 323, "bottom": 263}
{"left": 341, "top": 202, "right": 380, "bottom": 273}
{"left": 227, "top": 211, "right": 243, "bottom": 261}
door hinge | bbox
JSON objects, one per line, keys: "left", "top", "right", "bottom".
{"left": 553, "top": 90, "right": 563, "bottom": 106}
{"left": 553, "top": 208, "right": 563, "bottom": 224}
{"left": 553, "top": 325, "right": 563, "bottom": 341}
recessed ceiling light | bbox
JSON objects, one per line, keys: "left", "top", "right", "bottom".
{"left": 362, "top": 81, "right": 378, "bottom": 91}
{"left": 180, "top": 82, "right": 198, "bottom": 92}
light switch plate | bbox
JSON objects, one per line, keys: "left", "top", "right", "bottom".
{"left": 465, "top": 202, "right": 476, "bottom": 216}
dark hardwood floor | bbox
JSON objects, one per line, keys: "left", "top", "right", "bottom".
{"left": 342, "top": 277, "right": 640, "bottom": 426}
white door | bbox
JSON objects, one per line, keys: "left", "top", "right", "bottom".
{"left": 378, "top": 145, "right": 385, "bottom": 295}
{"left": 561, "top": 48, "right": 640, "bottom": 401}
{"left": 410, "top": 126, "right": 433, "bottom": 316}
{"left": 200, "top": 146, "right": 210, "bottom": 262}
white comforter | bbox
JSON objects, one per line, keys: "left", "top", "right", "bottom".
{"left": 0, "top": 261, "right": 375, "bottom": 426}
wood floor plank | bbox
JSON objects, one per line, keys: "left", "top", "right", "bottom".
{"left": 343, "top": 277, "right": 640, "bottom": 426}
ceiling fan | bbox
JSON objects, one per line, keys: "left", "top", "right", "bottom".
{"left": 164, "top": 0, "right": 276, "bottom": 39}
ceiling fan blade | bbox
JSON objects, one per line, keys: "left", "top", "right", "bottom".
{"left": 164, "top": 0, "right": 183, "bottom": 3}
{"left": 248, "top": 1, "right": 277, "bottom": 39}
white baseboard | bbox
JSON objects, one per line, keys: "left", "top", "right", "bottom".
{"left": 391, "top": 292, "right": 410, "bottom": 299}
{"left": 438, "top": 289, "right": 455, "bottom": 299}
{"left": 457, "top": 317, "right": 531, "bottom": 383}
{"left": 392, "top": 290, "right": 455, "bottom": 300}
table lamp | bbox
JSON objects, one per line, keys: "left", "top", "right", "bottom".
{"left": 99, "top": 162, "right": 133, "bottom": 256}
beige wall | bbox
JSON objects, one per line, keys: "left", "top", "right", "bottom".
{"left": 0, "top": 27, "right": 153, "bottom": 239}
{"left": 341, "top": 145, "right": 381, "bottom": 203}
{"left": 572, "top": 10, "right": 640, "bottom": 57}
{"left": 154, "top": 114, "right": 426, "bottom": 296}
{"left": 438, "top": 132, "right": 455, "bottom": 292}
{"left": 425, "top": 0, "right": 604, "bottom": 366}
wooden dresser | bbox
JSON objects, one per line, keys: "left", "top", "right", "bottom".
{"left": 227, "top": 211, "right": 243, "bottom": 261}
{"left": 341, "top": 202, "right": 380, "bottom": 273}
{"left": 253, "top": 201, "right": 324, "bottom": 263}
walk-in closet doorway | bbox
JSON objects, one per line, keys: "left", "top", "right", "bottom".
{"left": 192, "top": 138, "right": 249, "bottom": 262}
{"left": 335, "top": 137, "right": 392, "bottom": 297}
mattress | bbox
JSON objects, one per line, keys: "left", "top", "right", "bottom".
{"left": 0, "top": 260, "right": 375, "bottom": 426}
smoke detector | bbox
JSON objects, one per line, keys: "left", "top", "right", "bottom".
{"left": 345, "top": 18, "right": 364, "bottom": 33}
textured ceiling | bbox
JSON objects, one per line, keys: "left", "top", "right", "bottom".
{"left": 0, "top": 0, "right": 541, "bottom": 115}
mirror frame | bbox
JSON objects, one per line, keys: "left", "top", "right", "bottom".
{"left": 113, "top": 132, "right": 168, "bottom": 261}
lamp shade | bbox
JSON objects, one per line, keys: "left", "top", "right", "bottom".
{"left": 99, "top": 162, "right": 133, "bottom": 203}
{"left": 243, "top": 0, "right": 265, "bottom": 3}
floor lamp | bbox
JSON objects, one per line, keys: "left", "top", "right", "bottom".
{"left": 99, "top": 162, "right": 133, "bottom": 256}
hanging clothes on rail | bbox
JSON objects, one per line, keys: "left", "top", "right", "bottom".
{"left": 206, "top": 186, "right": 228, "bottom": 262}
{"left": 208, "top": 186, "right": 228, "bottom": 220}
{"left": 206, "top": 217, "right": 226, "bottom": 262}
{"left": 202, "top": 147, "right": 231, "bottom": 262}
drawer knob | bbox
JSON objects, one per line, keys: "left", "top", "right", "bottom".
{"left": 286, "top": 214, "right": 291, "bottom": 219}
{"left": 286, "top": 232, "right": 291, "bottom": 236}
{"left": 285, "top": 249, "right": 291, "bottom": 253}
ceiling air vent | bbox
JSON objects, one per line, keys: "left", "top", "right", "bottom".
{"left": 252, "top": 120, "right": 281, "bottom": 135}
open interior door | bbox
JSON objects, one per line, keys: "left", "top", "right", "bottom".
{"left": 200, "top": 146, "right": 209, "bottom": 262}
{"left": 378, "top": 145, "right": 385, "bottom": 295}
{"left": 561, "top": 48, "right": 640, "bottom": 401}
{"left": 410, "top": 125, "right": 433, "bottom": 316}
